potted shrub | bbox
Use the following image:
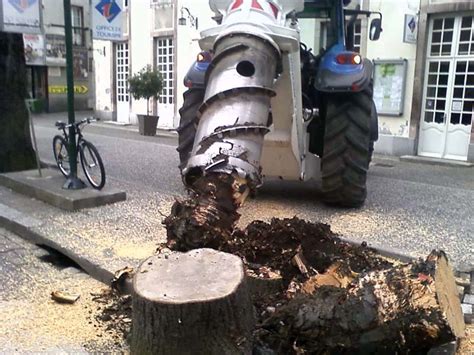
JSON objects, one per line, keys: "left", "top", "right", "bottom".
{"left": 128, "top": 65, "right": 163, "bottom": 136}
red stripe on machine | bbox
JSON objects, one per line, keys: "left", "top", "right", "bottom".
{"left": 268, "top": 2, "right": 279, "bottom": 18}
{"left": 251, "top": 0, "right": 263, "bottom": 10}
{"left": 231, "top": 0, "right": 243, "bottom": 10}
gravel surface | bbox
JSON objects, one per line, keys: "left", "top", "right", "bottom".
{"left": 0, "top": 227, "right": 128, "bottom": 353}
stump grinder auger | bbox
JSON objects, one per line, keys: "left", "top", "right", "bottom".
{"left": 168, "top": 0, "right": 383, "bottom": 248}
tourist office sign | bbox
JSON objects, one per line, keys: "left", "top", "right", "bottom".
{"left": 0, "top": 0, "right": 41, "bottom": 34}
{"left": 92, "top": 0, "right": 125, "bottom": 41}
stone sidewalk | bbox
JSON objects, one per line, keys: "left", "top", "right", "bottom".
{"left": 0, "top": 174, "right": 171, "bottom": 285}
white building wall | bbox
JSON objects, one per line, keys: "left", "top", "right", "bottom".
{"left": 367, "top": 0, "right": 420, "bottom": 138}
{"left": 129, "top": 1, "right": 154, "bottom": 125}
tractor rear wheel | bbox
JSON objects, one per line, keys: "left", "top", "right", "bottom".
{"left": 321, "top": 90, "right": 373, "bottom": 207}
{"left": 176, "top": 89, "right": 205, "bottom": 171}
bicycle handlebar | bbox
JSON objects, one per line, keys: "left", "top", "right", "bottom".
{"left": 55, "top": 117, "right": 100, "bottom": 130}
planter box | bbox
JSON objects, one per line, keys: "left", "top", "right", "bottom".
{"left": 138, "top": 115, "right": 159, "bottom": 136}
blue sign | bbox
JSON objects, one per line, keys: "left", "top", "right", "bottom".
{"left": 8, "top": 0, "right": 37, "bottom": 13}
{"left": 95, "top": 0, "right": 121, "bottom": 23}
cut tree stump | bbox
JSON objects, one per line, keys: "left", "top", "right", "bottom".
{"left": 131, "top": 248, "right": 255, "bottom": 355}
{"left": 261, "top": 250, "right": 466, "bottom": 353}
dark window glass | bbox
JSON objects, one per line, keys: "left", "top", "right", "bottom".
{"left": 459, "top": 43, "right": 469, "bottom": 54}
{"left": 443, "top": 31, "right": 453, "bottom": 43}
{"left": 461, "top": 114, "right": 472, "bottom": 125}
{"left": 431, "top": 45, "right": 440, "bottom": 56}
{"left": 436, "top": 100, "right": 445, "bottom": 110}
{"left": 429, "top": 62, "right": 439, "bottom": 72}
{"left": 428, "top": 75, "right": 437, "bottom": 85}
{"left": 454, "top": 88, "right": 464, "bottom": 98}
{"left": 439, "top": 75, "right": 448, "bottom": 85}
{"left": 463, "top": 101, "right": 472, "bottom": 112}
{"left": 434, "top": 112, "right": 445, "bottom": 123}
{"left": 426, "top": 99, "right": 435, "bottom": 109}
{"left": 425, "top": 111, "right": 434, "bottom": 122}
{"left": 427, "top": 87, "right": 436, "bottom": 97}
{"left": 440, "top": 62, "right": 450, "bottom": 72}
{"left": 465, "top": 88, "right": 474, "bottom": 99}
{"left": 455, "top": 75, "right": 465, "bottom": 85}
{"left": 462, "top": 16, "right": 472, "bottom": 28}
{"left": 433, "top": 19, "right": 443, "bottom": 30}
{"left": 437, "top": 87, "right": 447, "bottom": 98}
{"left": 457, "top": 61, "right": 467, "bottom": 72}
{"left": 460, "top": 30, "right": 470, "bottom": 42}
{"left": 442, "top": 45, "right": 451, "bottom": 55}
{"left": 451, "top": 113, "right": 460, "bottom": 125}
{"left": 444, "top": 18, "right": 454, "bottom": 29}
{"left": 432, "top": 32, "right": 442, "bottom": 43}
{"left": 467, "top": 75, "right": 474, "bottom": 85}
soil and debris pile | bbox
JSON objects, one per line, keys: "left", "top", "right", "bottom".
{"left": 91, "top": 288, "right": 132, "bottom": 343}
{"left": 98, "top": 216, "right": 464, "bottom": 353}
{"left": 163, "top": 216, "right": 439, "bottom": 353}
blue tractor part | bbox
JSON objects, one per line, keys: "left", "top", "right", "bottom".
{"left": 182, "top": 51, "right": 212, "bottom": 89}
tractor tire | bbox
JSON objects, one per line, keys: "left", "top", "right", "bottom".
{"left": 176, "top": 88, "right": 205, "bottom": 171}
{"left": 321, "top": 90, "right": 373, "bottom": 207}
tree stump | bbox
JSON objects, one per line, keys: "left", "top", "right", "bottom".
{"left": 131, "top": 248, "right": 255, "bottom": 355}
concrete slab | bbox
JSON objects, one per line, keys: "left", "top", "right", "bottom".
{"left": 400, "top": 155, "right": 474, "bottom": 167}
{"left": 0, "top": 201, "right": 141, "bottom": 285}
{"left": 0, "top": 169, "right": 126, "bottom": 211}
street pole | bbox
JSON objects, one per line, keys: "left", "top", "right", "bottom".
{"left": 63, "top": 0, "right": 85, "bottom": 189}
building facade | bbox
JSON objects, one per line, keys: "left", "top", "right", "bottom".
{"left": 94, "top": 0, "right": 214, "bottom": 126}
{"left": 94, "top": 0, "right": 474, "bottom": 162}
{"left": 366, "top": 0, "right": 474, "bottom": 162}
{"left": 23, "top": 0, "right": 94, "bottom": 113}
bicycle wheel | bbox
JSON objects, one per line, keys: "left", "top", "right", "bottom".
{"left": 52, "top": 135, "right": 70, "bottom": 177}
{"left": 79, "top": 140, "right": 106, "bottom": 190}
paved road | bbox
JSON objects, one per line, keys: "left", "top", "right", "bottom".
{"left": 0, "top": 227, "right": 126, "bottom": 352}
{"left": 31, "top": 113, "right": 474, "bottom": 268}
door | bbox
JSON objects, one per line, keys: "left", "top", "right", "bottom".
{"left": 418, "top": 15, "right": 474, "bottom": 161}
{"left": 155, "top": 37, "right": 174, "bottom": 127}
{"left": 115, "top": 42, "right": 130, "bottom": 123}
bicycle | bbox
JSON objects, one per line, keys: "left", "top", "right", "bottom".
{"left": 53, "top": 117, "right": 106, "bottom": 190}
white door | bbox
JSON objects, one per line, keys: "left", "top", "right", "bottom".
{"left": 115, "top": 42, "right": 130, "bottom": 123}
{"left": 419, "top": 15, "right": 474, "bottom": 161}
{"left": 156, "top": 37, "right": 174, "bottom": 127}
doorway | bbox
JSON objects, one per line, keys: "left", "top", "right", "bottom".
{"left": 115, "top": 42, "right": 130, "bottom": 123}
{"left": 418, "top": 15, "right": 474, "bottom": 161}
{"left": 155, "top": 37, "right": 174, "bottom": 126}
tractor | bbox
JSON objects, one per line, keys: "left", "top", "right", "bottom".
{"left": 176, "top": 0, "right": 383, "bottom": 207}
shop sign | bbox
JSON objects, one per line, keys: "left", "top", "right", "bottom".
{"left": 23, "top": 33, "right": 45, "bottom": 65}
{"left": 45, "top": 34, "right": 66, "bottom": 66}
{"left": 403, "top": 14, "right": 418, "bottom": 44}
{"left": 48, "top": 85, "right": 89, "bottom": 94}
{"left": 92, "top": 0, "right": 125, "bottom": 41}
{"left": 1, "top": 0, "right": 41, "bottom": 34}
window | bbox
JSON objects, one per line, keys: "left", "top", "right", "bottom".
{"left": 151, "top": 0, "right": 173, "bottom": 6}
{"left": 156, "top": 37, "right": 174, "bottom": 105}
{"left": 71, "top": 6, "right": 84, "bottom": 46}
{"left": 353, "top": 19, "right": 362, "bottom": 53}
